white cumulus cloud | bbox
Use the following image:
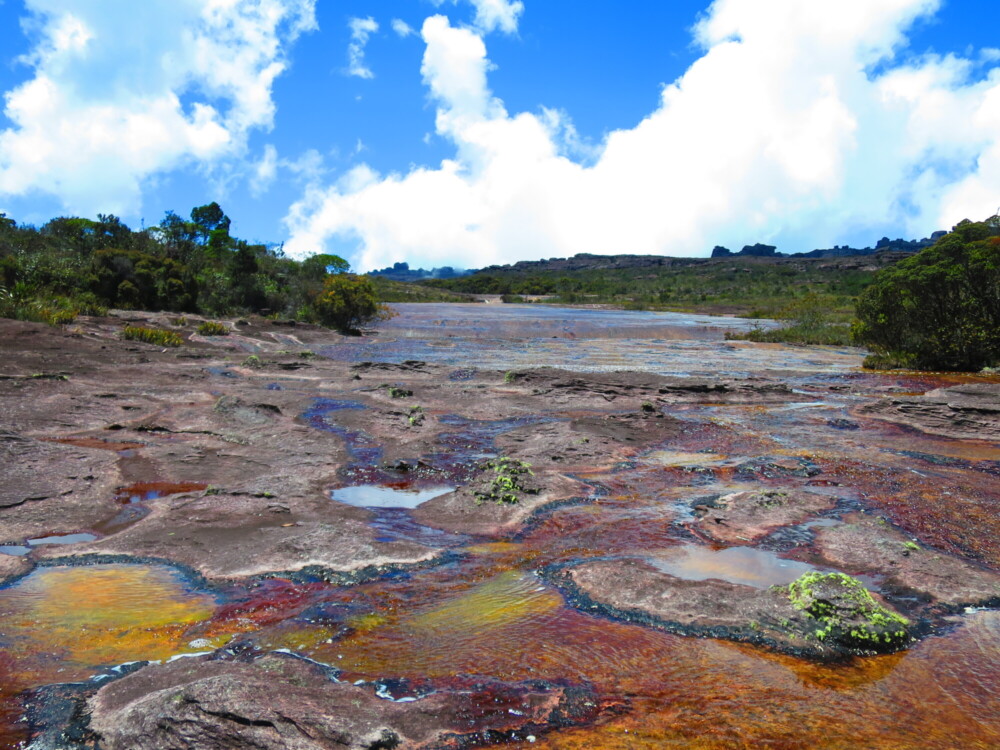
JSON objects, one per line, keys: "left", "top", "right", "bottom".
{"left": 431, "top": 0, "right": 523, "bottom": 35}
{"left": 347, "top": 16, "right": 379, "bottom": 79}
{"left": 284, "top": 0, "right": 1000, "bottom": 270}
{"left": 0, "top": 0, "right": 317, "bottom": 218}
{"left": 391, "top": 19, "right": 415, "bottom": 38}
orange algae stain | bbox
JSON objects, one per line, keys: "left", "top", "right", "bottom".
{"left": 43, "top": 437, "right": 145, "bottom": 452}
{"left": 0, "top": 565, "right": 217, "bottom": 684}
{"left": 519, "top": 614, "right": 1000, "bottom": 750}
{"left": 0, "top": 652, "right": 29, "bottom": 749}
{"left": 113, "top": 481, "right": 208, "bottom": 502}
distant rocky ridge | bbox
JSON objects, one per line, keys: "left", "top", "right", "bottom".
{"left": 372, "top": 230, "right": 946, "bottom": 280}
{"left": 368, "top": 261, "right": 469, "bottom": 281}
{"left": 711, "top": 230, "right": 946, "bottom": 258}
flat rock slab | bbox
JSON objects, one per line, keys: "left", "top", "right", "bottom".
{"left": 0, "top": 554, "right": 30, "bottom": 585}
{"left": 88, "top": 652, "right": 599, "bottom": 750}
{"left": 690, "top": 489, "right": 836, "bottom": 544}
{"left": 814, "top": 514, "right": 1000, "bottom": 606}
{"left": 505, "top": 369, "right": 797, "bottom": 404}
{"left": 0, "top": 434, "right": 123, "bottom": 540}
{"left": 413, "top": 473, "right": 588, "bottom": 537}
{"left": 552, "top": 556, "right": 912, "bottom": 659}
{"left": 858, "top": 382, "right": 1000, "bottom": 441}
{"left": 41, "top": 491, "right": 439, "bottom": 581}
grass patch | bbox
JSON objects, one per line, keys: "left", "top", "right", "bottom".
{"left": 121, "top": 325, "right": 183, "bottom": 347}
{"left": 196, "top": 320, "right": 230, "bottom": 336}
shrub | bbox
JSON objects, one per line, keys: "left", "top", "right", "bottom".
{"left": 854, "top": 217, "right": 1000, "bottom": 371}
{"left": 121, "top": 325, "right": 183, "bottom": 347}
{"left": 309, "top": 273, "right": 392, "bottom": 333}
{"left": 196, "top": 320, "right": 230, "bottom": 336}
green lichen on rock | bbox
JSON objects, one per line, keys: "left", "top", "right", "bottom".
{"left": 474, "top": 457, "right": 536, "bottom": 505}
{"left": 787, "top": 572, "right": 910, "bottom": 651}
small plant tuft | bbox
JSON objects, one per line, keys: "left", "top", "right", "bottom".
{"left": 243, "top": 354, "right": 263, "bottom": 369}
{"left": 196, "top": 320, "right": 230, "bottom": 336}
{"left": 387, "top": 385, "right": 412, "bottom": 399}
{"left": 474, "top": 457, "right": 536, "bottom": 505}
{"left": 121, "top": 325, "right": 183, "bottom": 347}
{"left": 787, "top": 572, "right": 909, "bottom": 651}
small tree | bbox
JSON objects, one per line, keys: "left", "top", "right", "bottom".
{"left": 310, "top": 273, "right": 391, "bottom": 333}
{"left": 854, "top": 217, "right": 1000, "bottom": 371}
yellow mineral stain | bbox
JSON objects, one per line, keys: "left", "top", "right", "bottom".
{"left": 346, "top": 612, "right": 388, "bottom": 633}
{"left": 0, "top": 565, "right": 216, "bottom": 680}
{"left": 462, "top": 541, "right": 522, "bottom": 556}
{"left": 645, "top": 450, "right": 727, "bottom": 467}
{"left": 408, "top": 571, "right": 561, "bottom": 637}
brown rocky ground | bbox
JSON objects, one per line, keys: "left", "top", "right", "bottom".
{"left": 812, "top": 513, "right": 1000, "bottom": 606}
{"left": 85, "top": 652, "right": 600, "bottom": 750}
{"left": 858, "top": 382, "right": 1000, "bottom": 440}
{"left": 689, "top": 489, "right": 836, "bottom": 544}
{"left": 3, "top": 312, "right": 1000, "bottom": 746}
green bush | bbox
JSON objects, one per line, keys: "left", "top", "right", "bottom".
{"left": 196, "top": 320, "right": 230, "bottom": 336}
{"left": 121, "top": 325, "right": 183, "bottom": 347}
{"left": 309, "top": 273, "right": 392, "bottom": 333}
{"left": 854, "top": 217, "right": 1000, "bottom": 371}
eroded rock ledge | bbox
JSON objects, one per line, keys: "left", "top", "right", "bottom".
{"left": 858, "top": 382, "right": 1000, "bottom": 441}
{"left": 84, "top": 652, "right": 599, "bottom": 750}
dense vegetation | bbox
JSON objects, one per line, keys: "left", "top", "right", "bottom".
{"left": 854, "top": 217, "right": 1000, "bottom": 371}
{"left": 424, "top": 255, "right": 881, "bottom": 319}
{"left": 0, "top": 205, "right": 384, "bottom": 333}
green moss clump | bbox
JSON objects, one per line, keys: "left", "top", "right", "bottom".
{"left": 787, "top": 572, "right": 909, "bottom": 650}
{"left": 121, "top": 325, "right": 183, "bottom": 347}
{"left": 196, "top": 320, "right": 230, "bottom": 336}
{"left": 475, "top": 457, "right": 536, "bottom": 505}
{"left": 243, "top": 354, "right": 263, "bottom": 368}
{"left": 386, "top": 386, "right": 412, "bottom": 398}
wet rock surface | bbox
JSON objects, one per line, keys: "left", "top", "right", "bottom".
{"left": 2, "top": 309, "right": 1000, "bottom": 749}
{"left": 690, "top": 489, "right": 836, "bottom": 544}
{"left": 813, "top": 514, "right": 1000, "bottom": 607}
{"left": 859, "top": 382, "right": 1000, "bottom": 440}
{"left": 79, "top": 652, "right": 599, "bottom": 750}
{"left": 0, "top": 554, "right": 30, "bottom": 585}
{"left": 552, "top": 557, "right": 912, "bottom": 659}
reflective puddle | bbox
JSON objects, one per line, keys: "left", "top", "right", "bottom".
{"left": 331, "top": 485, "right": 456, "bottom": 509}
{"left": 0, "top": 534, "right": 99, "bottom": 556}
{"left": 648, "top": 545, "right": 820, "bottom": 588}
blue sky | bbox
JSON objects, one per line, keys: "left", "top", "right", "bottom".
{"left": 1, "top": 0, "right": 999, "bottom": 271}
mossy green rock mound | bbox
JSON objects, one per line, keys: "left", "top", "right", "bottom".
{"left": 788, "top": 572, "right": 910, "bottom": 652}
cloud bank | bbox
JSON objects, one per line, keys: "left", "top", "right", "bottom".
{"left": 284, "top": 0, "right": 1000, "bottom": 270}
{"left": 0, "top": 0, "right": 316, "bottom": 217}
